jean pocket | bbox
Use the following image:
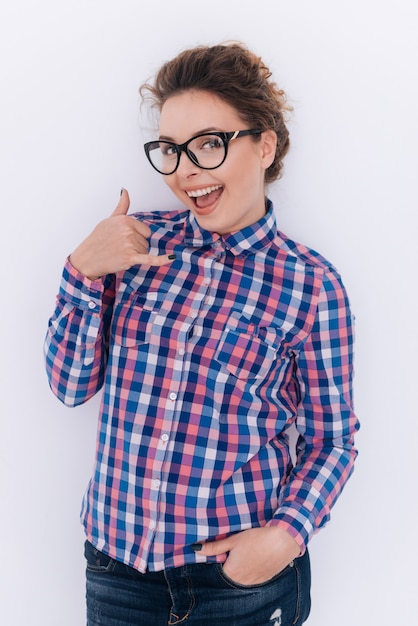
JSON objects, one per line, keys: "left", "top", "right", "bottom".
{"left": 215, "top": 562, "right": 293, "bottom": 590}
{"left": 84, "top": 541, "right": 117, "bottom": 573}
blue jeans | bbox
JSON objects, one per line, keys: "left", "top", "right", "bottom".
{"left": 85, "top": 540, "right": 311, "bottom": 626}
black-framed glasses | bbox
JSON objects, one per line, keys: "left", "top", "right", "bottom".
{"left": 144, "top": 129, "right": 262, "bottom": 175}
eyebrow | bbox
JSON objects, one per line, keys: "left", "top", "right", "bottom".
{"left": 158, "top": 127, "right": 220, "bottom": 141}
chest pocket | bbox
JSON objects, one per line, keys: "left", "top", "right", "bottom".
{"left": 111, "top": 290, "right": 167, "bottom": 348}
{"left": 214, "top": 311, "right": 283, "bottom": 380}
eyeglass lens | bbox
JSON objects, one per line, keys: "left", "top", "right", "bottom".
{"left": 148, "top": 134, "right": 226, "bottom": 174}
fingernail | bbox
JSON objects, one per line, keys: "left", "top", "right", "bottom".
{"left": 168, "top": 254, "right": 177, "bottom": 260}
{"left": 120, "top": 188, "right": 124, "bottom": 196}
{"left": 191, "top": 543, "right": 202, "bottom": 551}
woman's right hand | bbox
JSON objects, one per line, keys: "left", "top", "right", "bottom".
{"left": 69, "top": 188, "right": 176, "bottom": 280}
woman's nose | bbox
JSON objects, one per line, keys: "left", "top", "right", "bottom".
{"left": 176, "top": 151, "right": 201, "bottom": 178}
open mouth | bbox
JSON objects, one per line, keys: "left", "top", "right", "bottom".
{"left": 186, "top": 185, "right": 223, "bottom": 210}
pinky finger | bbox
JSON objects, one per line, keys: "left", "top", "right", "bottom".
{"left": 135, "top": 253, "right": 177, "bottom": 267}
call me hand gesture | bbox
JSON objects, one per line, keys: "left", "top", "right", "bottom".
{"left": 69, "top": 189, "right": 176, "bottom": 280}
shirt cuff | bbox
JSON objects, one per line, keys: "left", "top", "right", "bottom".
{"left": 58, "top": 257, "right": 105, "bottom": 311}
{"left": 266, "top": 504, "right": 319, "bottom": 555}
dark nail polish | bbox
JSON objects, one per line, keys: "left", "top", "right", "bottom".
{"left": 120, "top": 188, "right": 124, "bottom": 196}
{"left": 168, "top": 254, "right": 177, "bottom": 260}
{"left": 191, "top": 543, "right": 202, "bottom": 551}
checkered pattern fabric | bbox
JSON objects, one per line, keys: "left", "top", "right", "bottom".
{"left": 44, "top": 201, "right": 359, "bottom": 573}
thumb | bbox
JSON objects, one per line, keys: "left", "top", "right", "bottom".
{"left": 111, "top": 187, "right": 130, "bottom": 216}
{"left": 192, "top": 537, "right": 233, "bottom": 557}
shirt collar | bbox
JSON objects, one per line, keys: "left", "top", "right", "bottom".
{"left": 184, "top": 198, "right": 277, "bottom": 256}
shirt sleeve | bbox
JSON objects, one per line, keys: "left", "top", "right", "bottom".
{"left": 268, "top": 266, "right": 359, "bottom": 551}
{"left": 43, "top": 258, "right": 115, "bottom": 406}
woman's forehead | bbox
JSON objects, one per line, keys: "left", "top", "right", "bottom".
{"left": 158, "top": 90, "right": 243, "bottom": 140}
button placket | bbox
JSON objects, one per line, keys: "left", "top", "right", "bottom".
{"left": 147, "top": 256, "right": 219, "bottom": 544}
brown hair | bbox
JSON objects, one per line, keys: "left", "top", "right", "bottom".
{"left": 140, "top": 43, "right": 291, "bottom": 183}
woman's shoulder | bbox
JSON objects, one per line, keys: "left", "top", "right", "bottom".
{"left": 275, "top": 228, "right": 340, "bottom": 276}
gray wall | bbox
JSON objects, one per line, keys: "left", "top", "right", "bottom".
{"left": 1, "top": 1, "right": 416, "bottom": 624}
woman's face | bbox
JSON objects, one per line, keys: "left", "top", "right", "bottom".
{"left": 158, "top": 90, "right": 276, "bottom": 235}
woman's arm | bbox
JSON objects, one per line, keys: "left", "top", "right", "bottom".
{"left": 270, "top": 266, "right": 359, "bottom": 550}
{"left": 43, "top": 190, "right": 176, "bottom": 407}
{"left": 43, "top": 260, "right": 116, "bottom": 406}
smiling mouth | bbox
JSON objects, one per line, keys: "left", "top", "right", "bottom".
{"left": 186, "top": 185, "right": 223, "bottom": 209}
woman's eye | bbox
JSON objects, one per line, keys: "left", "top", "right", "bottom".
{"left": 200, "top": 137, "right": 223, "bottom": 150}
{"left": 161, "top": 144, "right": 176, "bottom": 156}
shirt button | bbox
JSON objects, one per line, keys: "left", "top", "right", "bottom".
{"left": 169, "top": 392, "right": 177, "bottom": 401}
{"left": 161, "top": 433, "right": 169, "bottom": 442}
{"left": 178, "top": 348, "right": 185, "bottom": 356}
{"left": 88, "top": 301, "right": 96, "bottom": 309}
{"left": 153, "top": 479, "right": 161, "bottom": 489}
{"left": 149, "top": 520, "right": 156, "bottom": 530}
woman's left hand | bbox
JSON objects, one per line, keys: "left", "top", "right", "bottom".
{"left": 195, "top": 526, "right": 301, "bottom": 586}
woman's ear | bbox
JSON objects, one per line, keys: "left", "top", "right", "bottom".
{"left": 260, "top": 130, "right": 277, "bottom": 170}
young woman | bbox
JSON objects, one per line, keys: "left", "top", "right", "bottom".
{"left": 44, "top": 42, "right": 359, "bottom": 626}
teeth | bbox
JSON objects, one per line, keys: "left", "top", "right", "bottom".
{"left": 186, "top": 185, "right": 222, "bottom": 198}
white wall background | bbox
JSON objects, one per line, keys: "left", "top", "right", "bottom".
{"left": 1, "top": 1, "right": 417, "bottom": 624}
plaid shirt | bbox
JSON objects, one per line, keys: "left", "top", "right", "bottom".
{"left": 44, "top": 200, "right": 359, "bottom": 573}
